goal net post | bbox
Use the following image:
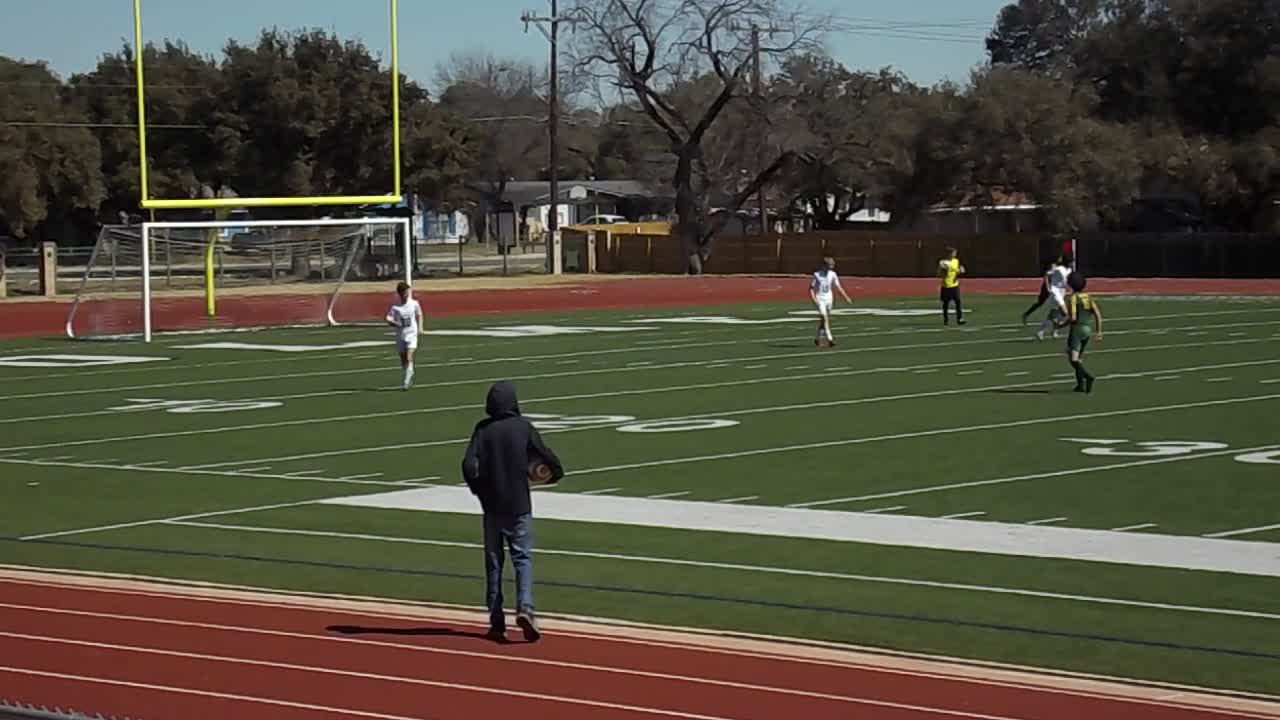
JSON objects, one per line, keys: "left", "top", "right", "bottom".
{"left": 65, "top": 217, "right": 412, "bottom": 342}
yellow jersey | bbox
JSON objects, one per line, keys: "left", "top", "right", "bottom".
{"left": 940, "top": 258, "right": 962, "bottom": 289}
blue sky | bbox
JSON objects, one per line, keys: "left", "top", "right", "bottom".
{"left": 2, "top": 0, "right": 1008, "bottom": 90}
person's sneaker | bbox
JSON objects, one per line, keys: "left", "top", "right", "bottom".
{"left": 1035, "top": 330, "right": 1045, "bottom": 342}
{"left": 957, "top": 319, "right": 967, "bottom": 326}
{"left": 516, "top": 609, "right": 541, "bottom": 642}
{"left": 485, "top": 626, "right": 507, "bottom": 643}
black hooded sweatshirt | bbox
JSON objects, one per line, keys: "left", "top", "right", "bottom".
{"left": 462, "top": 381, "right": 564, "bottom": 516}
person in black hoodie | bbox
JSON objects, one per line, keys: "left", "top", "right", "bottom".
{"left": 462, "top": 380, "right": 564, "bottom": 642}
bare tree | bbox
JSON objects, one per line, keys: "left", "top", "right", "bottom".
{"left": 436, "top": 52, "right": 549, "bottom": 241}
{"left": 569, "top": 0, "right": 822, "bottom": 273}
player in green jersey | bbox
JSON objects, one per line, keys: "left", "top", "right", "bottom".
{"left": 1063, "top": 272, "right": 1103, "bottom": 393}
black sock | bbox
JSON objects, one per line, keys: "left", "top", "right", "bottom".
{"left": 955, "top": 298, "right": 964, "bottom": 322}
{"left": 1071, "top": 361, "right": 1085, "bottom": 387}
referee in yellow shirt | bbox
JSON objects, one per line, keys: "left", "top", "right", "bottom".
{"left": 938, "top": 247, "right": 966, "bottom": 326}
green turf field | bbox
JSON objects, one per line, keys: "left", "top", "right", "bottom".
{"left": 3, "top": 294, "right": 1279, "bottom": 695}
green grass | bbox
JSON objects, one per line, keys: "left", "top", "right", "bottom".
{"left": 3, "top": 294, "right": 1280, "bottom": 695}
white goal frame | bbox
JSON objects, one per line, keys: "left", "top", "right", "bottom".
{"left": 66, "top": 217, "right": 412, "bottom": 342}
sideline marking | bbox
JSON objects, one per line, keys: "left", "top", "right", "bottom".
{"left": 143, "top": 521, "right": 1280, "bottom": 622}
{"left": 317, "top": 485, "right": 1280, "bottom": 577}
{"left": 941, "top": 512, "right": 986, "bottom": 520}
{"left": 1026, "top": 517, "right": 1068, "bottom": 526}
{"left": 1112, "top": 524, "right": 1158, "bottom": 532}
{"left": 20, "top": 500, "right": 325, "bottom": 541}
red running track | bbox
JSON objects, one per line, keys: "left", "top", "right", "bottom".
{"left": 6, "top": 275, "right": 1280, "bottom": 338}
{"left": 1, "top": 574, "right": 1277, "bottom": 720}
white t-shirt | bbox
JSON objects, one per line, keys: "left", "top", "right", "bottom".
{"left": 388, "top": 298, "right": 423, "bottom": 341}
{"left": 811, "top": 270, "right": 840, "bottom": 302}
{"left": 1047, "top": 265, "right": 1071, "bottom": 307}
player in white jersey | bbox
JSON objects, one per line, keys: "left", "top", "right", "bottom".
{"left": 385, "top": 281, "right": 424, "bottom": 390}
{"left": 810, "top": 257, "right": 852, "bottom": 347}
{"left": 1036, "top": 254, "right": 1073, "bottom": 341}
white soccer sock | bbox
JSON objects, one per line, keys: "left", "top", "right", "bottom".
{"left": 825, "top": 325, "right": 835, "bottom": 341}
{"left": 403, "top": 364, "right": 414, "bottom": 388}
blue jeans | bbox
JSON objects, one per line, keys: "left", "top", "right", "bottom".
{"left": 483, "top": 512, "right": 533, "bottom": 628}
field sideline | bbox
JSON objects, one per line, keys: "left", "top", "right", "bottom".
{"left": 2, "top": 279, "right": 1280, "bottom": 717}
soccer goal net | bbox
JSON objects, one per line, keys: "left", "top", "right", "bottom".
{"left": 65, "top": 218, "right": 411, "bottom": 341}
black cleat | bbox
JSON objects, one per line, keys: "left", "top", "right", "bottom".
{"left": 1085, "top": 376, "right": 1096, "bottom": 394}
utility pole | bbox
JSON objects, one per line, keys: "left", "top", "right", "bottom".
{"left": 522, "top": 2, "right": 577, "bottom": 275}
{"left": 751, "top": 25, "right": 768, "bottom": 235}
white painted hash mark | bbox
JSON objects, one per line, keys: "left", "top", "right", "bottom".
{"left": 1111, "top": 523, "right": 1158, "bottom": 532}
{"left": 647, "top": 491, "right": 691, "bottom": 499}
{"left": 941, "top": 511, "right": 986, "bottom": 520}
{"left": 715, "top": 496, "right": 760, "bottom": 504}
{"left": 580, "top": 488, "right": 622, "bottom": 495}
{"left": 863, "top": 505, "right": 908, "bottom": 514}
{"left": 1025, "top": 517, "right": 1068, "bottom": 526}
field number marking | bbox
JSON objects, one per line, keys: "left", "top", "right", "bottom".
{"left": 0, "top": 355, "right": 168, "bottom": 368}
{"left": 107, "top": 398, "right": 284, "bottom": 414}
{"left": 525, "top": 413, "right": 739, "bottom": 435}
{"left": 1061, "top": 438, "right": 1275, "bottom": 465}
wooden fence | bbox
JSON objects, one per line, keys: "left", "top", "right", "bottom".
{"left": 594, "top": 231, "right": 1045, "bottom": 277}
{"left": 591, "top": 231, "right": 1280, "bottom": 278}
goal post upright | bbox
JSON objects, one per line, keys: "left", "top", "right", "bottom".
{"left": 132, "top": 0, "right": 404, "bottom": 209}
{"left": 141, "top": 221, "right": 153, "bottom": 343}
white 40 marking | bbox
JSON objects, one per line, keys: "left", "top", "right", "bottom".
{"left": 1061, "top": 438, "right": 1276, "bottom": 464}
{"left": 109, "top": 398, "right": 283, "bottom": 414}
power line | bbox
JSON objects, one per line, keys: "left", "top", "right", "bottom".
{"left": 1, "top": 121, "right": 204, "bottom": 129}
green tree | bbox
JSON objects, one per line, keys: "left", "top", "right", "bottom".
{"left": 0, "top": 58, "right": 105, "bottom": 239}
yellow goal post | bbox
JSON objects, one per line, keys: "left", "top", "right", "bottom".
{"left": 131, "top": 0, "right": 404, "bottom": 209}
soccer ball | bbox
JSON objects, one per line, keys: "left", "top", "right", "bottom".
{"left": 528, "top": 460, "right": 555, "bottom": 486}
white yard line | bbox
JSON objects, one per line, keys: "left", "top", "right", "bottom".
{"left": 161, "top": 521, "right": 1280, "bottom": 621}
{"left": 648, "top": 491, "right": 691, "bottom": 499}
{"left": 1006, "top": 372, "right": 1031, "bottom": 377}
{"left": 0, "top": 457, "right": 403, "bottom": 489}
{"left": 234, "top": 467, "right": 273, "bottom": 474}
{"left": 581, "top": 488, "right": 622, "bottom": 495}
{"left": 10, "top": 317, "right": 1277, "bottom": 404}
{"left": 1203, "top": 523, "right": 1280, "bottom": 539}
{"left": 572, "top": 397, "right": 1280, "bottom": 480}
{"left": 1206, "top": 377, "right": 1233, "bottom": 383}
{"left": 715, "top": 496, "right": 760, "bottom": 504}
{"left": 941, "top": 512, "right": 986, "bottom": 520}
{"left": 20, "top": 499, "right": 324, "bottom": 541}
{"left": 337, "top": 473, "right": 384, "bottom": 481}
{"left": 1261, "top": 379, "right": 1280, "bottom": 385}
{"left": 9, "top": 333, "right": 1280, "bottom": 455}
{"left": 1025, "top": 517, "right": 1068, "bottom": 526}
{"left": 863, "top": 506, "right": 908, "bottom": 514}
{"left": 87, "top": 356, "right": 1280, "bottom": 473}
{"left": 1154, "top": 376, "right": 1182, "bottom": 381}
{"left": 1112, "top": 523, "right": 1158, "bottom": 532}
{"left": 790, "top": 444, "right": 1280, "bottom": 508}
{"left": 957, "top": 370, "right": 984, "bottom": 376}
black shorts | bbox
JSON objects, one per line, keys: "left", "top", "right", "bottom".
{"left": 940, "top": 286, "right": 960, "bottom": 303}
